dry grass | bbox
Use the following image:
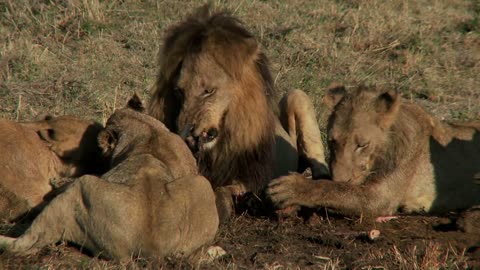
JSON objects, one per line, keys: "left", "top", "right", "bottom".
{"left": 390, "top": 242, "right": 468, "bottom": 270}
{"left": 1, "top": 0, "right": 479, "bottom": 122}
{"left": 0, "top": 0, "right": 479, "bottom": 269}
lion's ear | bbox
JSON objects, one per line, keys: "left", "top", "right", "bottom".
{"left": 127, "top": 93, "right": 145, "bottom": 112}
{"left": 98, "top": 129, "right": 118, "bottom": 156}
{"left": 37, "top": 128, "right": 57, "bottom": 144}
{"left": 323, "top": 83, "right": 346, "bottom": 110}
{"left": 375, "top": 89, "right": 401, "bottom": 129}
{"left": 34, "top": 113, "right": 54, "bottom": 122}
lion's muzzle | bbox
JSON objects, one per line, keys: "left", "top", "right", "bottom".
{"left": 180, "top": 124, "right": 218, "bottom": 153}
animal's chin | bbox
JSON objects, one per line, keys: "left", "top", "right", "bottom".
{"left": 199, "top": 138, "right": 218, "bottom": 151}
{"left": 331, "top": 170, "right": 367, "bottom": 184}
{"left": 185, "top": 134, "right": 219, "bottom": 156}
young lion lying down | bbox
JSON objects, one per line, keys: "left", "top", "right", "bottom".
{"left": 0, "top": 115, "right": 105, "bottom": 221}
{"left": 0, "top": 97, "right": 219, "bottom": 261}
{"left": 268, "top": 85, "right": 480, "bottom": 216}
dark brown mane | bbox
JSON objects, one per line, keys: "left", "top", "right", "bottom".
{"left": 149, "top": 6, "right": 277, "bottom": 130}
{"left": 148, "top": 6, "right": 278, "bottom": 193}
{"left": 197, "top": 133, "right": 274, "bottom": 192}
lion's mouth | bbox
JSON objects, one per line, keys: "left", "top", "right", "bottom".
{"left": 180, "top": 125, "right": 219, "bottom": 153}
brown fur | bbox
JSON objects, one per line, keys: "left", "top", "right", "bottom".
{"left": 148, "top": 7, "right": 329, "bottom": 220}
{"left": 0, "top": 115, "right": 105, "bottom": 221}
{"left": 268, "top": 85, "right": 480, "bottom": 216}
{"left": 0, "top": 98, "right": 219, "bottom": 261}
{"left": 148, "top": 6, "right": 277, "bottom": 194}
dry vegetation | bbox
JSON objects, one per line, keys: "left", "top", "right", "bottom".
{"left": 0, "top": 0, "right": 479, "bottom": 269}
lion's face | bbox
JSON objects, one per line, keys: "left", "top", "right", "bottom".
{"left": 175, "top": 54, "right": 234, "bottom": 152}
{"left": 328, "top": 112, "right": 388, "bottom": 184}
{"left": 326, "top": 85, "right": 400, "bottom": 184}
{"left": 20, "top": 115, "right": 106, "bottom": 176}
{"left": 39, "top": 116, "right": 102, "bottom": 159}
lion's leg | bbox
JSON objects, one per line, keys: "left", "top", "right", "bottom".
{"left": 279, "top": 90, "right": 329, "bottom": 179}
{"left": 267, "top": 173, "right": 399, "bottom": 216}
{"left": 214, "top": 183, "right": 255, "bottom": 223}
{"left": 5, "top": 175, "right": 99, "bottom": 254}
{"left": 214, "top": 186, "right": 238, "bottom": 223}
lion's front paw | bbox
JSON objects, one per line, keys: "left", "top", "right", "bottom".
{"left": 267, "top": 173, "right": 314, "bottom": 209}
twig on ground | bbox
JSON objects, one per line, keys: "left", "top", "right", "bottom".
{"left": 15, "top": 94, "right": 22, "bottom": 121}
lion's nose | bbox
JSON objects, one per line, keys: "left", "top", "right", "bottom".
{"left": 206, "top": 128, "right": 218, "bottom": 141}
{"left": 200, "top": 128, "right": 218, "bottom": 142}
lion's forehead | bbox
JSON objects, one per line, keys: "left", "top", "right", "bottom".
{"left": 331, "top": 108, "right": 381, "bottom": 140}
{"left": 178, "top": 55, "right": 229, "bottom": 88}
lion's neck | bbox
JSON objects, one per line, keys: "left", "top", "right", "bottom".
{"left": 199, "top": 85, "right": 277, "bottom": 193}
{"left": 370, "top": 105, "right": 428, "bottom": 180}
{"left": 198, "top": 133, "right": 275, "bottom": 193}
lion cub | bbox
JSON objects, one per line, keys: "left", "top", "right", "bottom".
{"left": 0, "top": 96, "right": 219, "bottom": 262}
{"left": 0, "top": 115, "right": 105, "bottom": 221}
{"left": 268, "top": 85, "right": 480, "bottom": 216}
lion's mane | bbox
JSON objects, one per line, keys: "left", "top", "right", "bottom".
{"left": 148, "top": 7, "right": 277, "bottom": 192}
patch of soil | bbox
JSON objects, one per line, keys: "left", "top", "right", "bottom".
{"left": 209, "top": 211, "right": 479, "bottom": 269}
{"left": 2, "top": 210, "right": 479, "bottom": 269}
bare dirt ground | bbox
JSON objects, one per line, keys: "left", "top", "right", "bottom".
{"left": 1, "top": 0, "right": 479, "bottom": 269}
{"left": 1, "top": 210, "right": 479, "bottom": 269}
{"left": 214, "top": 212, "right": 478, "bottom": 269}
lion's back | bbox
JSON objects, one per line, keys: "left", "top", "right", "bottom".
{"left": 392, "top": 104, "right": 480, "bottom": 213}
{"left": 427, "top": 118, "right": 480, "bottom": 212}
{"left": 158, "top": 175, "right": 218, "bottom": 256}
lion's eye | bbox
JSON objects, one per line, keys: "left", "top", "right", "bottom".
{"left": 203, "top": 87, "right": 216, "bottom": 97}
{"left": 356, "top": 142, "right": 369, "bottom": 150}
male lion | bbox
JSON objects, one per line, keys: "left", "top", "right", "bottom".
{"left": 148, "top": 7, "right": 329, "bottom": 217}
{"left": 0, "top": 97, "right": 219, "bottom": 262}
{"left": 268, "top": 85, "right": 480, "bottom": 216}
{"left": 0, "top": 115, "right": 105, "bottom": 221}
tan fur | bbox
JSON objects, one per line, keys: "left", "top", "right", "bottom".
{"left": 268, "top": 85, "right": 480, "bottom": 216}
{"left": 0, "top": 101, "right": 219, "bottom": 262}
{"left": 0, "top": 115, "right": 105, "bottom": 221}
{"left": 148, "top": 7, "right": 329, "bottom": 219}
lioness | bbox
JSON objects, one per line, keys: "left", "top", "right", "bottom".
{"left": 268, "top": 85, "right": 480, "bottom": 216}
{"left": 0, "top": 96, "right": 219, "bottom": 261}
{"left": 0, "top": 115, "right": 105, "bottom": 221}
{"left": 148, "top": 7, "right": 329, "bottom": 217}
